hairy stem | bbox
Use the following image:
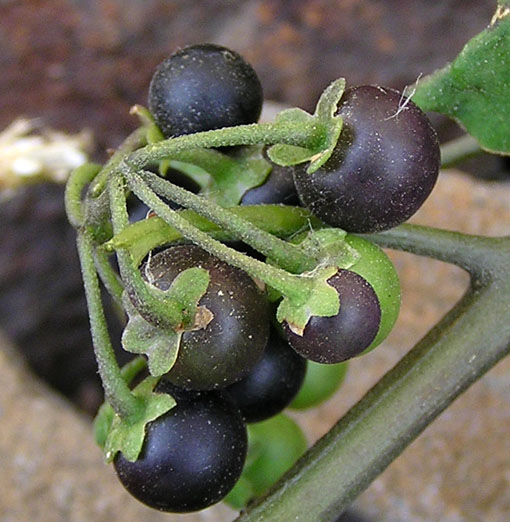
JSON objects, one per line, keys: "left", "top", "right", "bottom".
{"left": 94, "top": 248, "right": 125, "bottom": 310}
{"left": 64, "top": 163, "right": 102, "bottom": 228}
{"left": 139, "top": 169, "right": 315, "bottom": 273}
{"left": 126, "top": 120, "right": 323, "bottom": 169}
{"left": 121, "top": 163, "right": 313, "bottom": 302}
{"left": 76, "top": 230, "right": 142, "bottom": 419}
{"left": 107, "top": 169, "right": 184, "bottom": 328}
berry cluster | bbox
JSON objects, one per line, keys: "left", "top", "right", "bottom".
{"left": 72, "top": 43, "right": 439, "bottom": 514}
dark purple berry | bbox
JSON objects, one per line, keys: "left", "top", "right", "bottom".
{"left": 283, "top": 269, "right": 381, "bottom": 364}
{"left": 241, "top": 164, "right": 299, "bottom": 205}
{"left": 114, "top": 384, "right": 247, "bottom": 512}
{"left": 140, "top": 244, "right": 269, "bottom": 390}
{"left": 294, "top": 85, "right": 440, "bottom": 233}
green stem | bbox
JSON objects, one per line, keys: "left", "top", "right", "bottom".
{"left": 64, "top": 163, "right": 102, "bottom": 228}
{"left": 121, "top": 163, "right": 313, "bottom": 303}
{"left": 440, "top": 134, "right": 482, "bottom": 168}
{"left": 107, "top": 169, "right": 184, "bottom": 328}
{"left": 238, "top": 272, "right": 510, "bottom": 521}
{"left": 94, "top": 248, "right": 125, "bottom": 309}
{"left": 90, "top": 127, "right": 148, "bottom": 197}
{"left": 120, "top": 356, "right": 147, "bottom": 384}
{"left": 361, "top": 223, "right": 509, "bottom": 279}
{"left": 103, "top": 205, "right": 320, "bottom": 268}
{"left": 83, "top": 128, "right": 148, "bottom": 231}
{"left": 139, "top": 169, "right": 315, "bottom": 273}
{"left": 76, "top": 229, "right": 142, "bottom": 419}
{"left": 126, "top": 120, "right": 322, "bottom": 169}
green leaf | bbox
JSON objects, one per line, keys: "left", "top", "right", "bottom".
{"left": 276, "top": 266, "right": 339, "bottom": 335}
{"left": 104, "top": 376, "right": 176, "bottom": 462}
{"left": 412, "top": 11, "right": 510, "bottom": 154}
{"left": 160, "top": 159, "right": 210, "bottom": 187}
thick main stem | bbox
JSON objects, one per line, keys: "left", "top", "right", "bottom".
{"left": 362, "top": 223, "right": 509, "bottom": 279}
{"left": 238, "top": 275, "right": 510, "bottom": 521}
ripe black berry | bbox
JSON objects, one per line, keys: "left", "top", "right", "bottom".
{"left": 241, "top": 163, "right": 299, "bottom": 205}
{"left": 224, "top": 328, "right": 307, "bottom": 423}
{"left": 114, "top": 384, "right": 247, "bottom": 512}
{"left": 148, "top": 44, "right": 263, "bottom": 138}
{"left": 141, "top": 244, "right": 269, "bottom": 390}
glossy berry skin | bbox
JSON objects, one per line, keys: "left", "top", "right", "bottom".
{"left": 241, "top": 164, "right": 299, "bottom": 205}
{"left": 114, "top": 384, "right": 247, "bottom": 513}
{"left": 224, "top": 329, "right": 307, "bottom": 423}
{"left": 148, "top": 44, "right": 263, "bottom": 138}
{"left": 294, "top": 85, "right": 440, "bottom": 233}
{"left": 143, "top": 244, "right": 269, "bottom": 390}
{"left": 284, "top": 269, "right": 381, "bottom": 364}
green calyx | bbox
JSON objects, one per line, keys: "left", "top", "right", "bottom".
{"left": 122, "top": 266, "right": 211, "bottom": 377}
{"left": 103, "top": 376, "right": 176, "bottom": 463}
{"left": 276, "top": 230, "right": 400, "bottom": 349}
{"left": 93, "top": 357, "right": 176, "bottom": 464}
{"left": 268, "top": 78, "right": 346, "bottom": 173}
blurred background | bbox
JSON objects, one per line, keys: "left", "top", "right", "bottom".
{"left": 1, "top": 1, "right": 509, "bottom": 521}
